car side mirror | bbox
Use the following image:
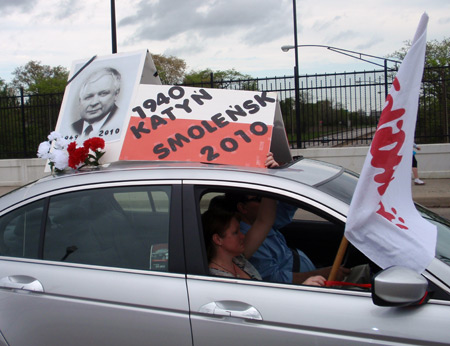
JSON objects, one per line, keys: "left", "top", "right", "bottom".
{"left": 372, "top": 266, "right": 430, "bottom": 307}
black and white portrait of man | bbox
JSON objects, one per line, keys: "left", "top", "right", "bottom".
{"left": 56, "top": 51, "right": 152, "bottom": 144}
{"left": 72, "top": 67, "right": 122, "bottom": 139}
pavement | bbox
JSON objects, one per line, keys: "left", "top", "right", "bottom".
{"left": 410, "top": 178, "right": 450, "bottom": 208}
{"left": 411, "top": 179, "right": 450, "bottom": 220}
{"left": 1, "top": 178, "right": 449, "bottom": 219}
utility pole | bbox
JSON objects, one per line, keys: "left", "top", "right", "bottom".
{"left": 292, "top": 0, "right": 302, "bottom": 149}
{"left": 111, "top": 0, "right": 117, "bottom": 53}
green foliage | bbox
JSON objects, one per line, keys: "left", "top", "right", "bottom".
{"left": 152, "top": 53, "right": 187, "bottom": 85}
{"left": 389, "top": 37, "right": 450, "bottom": 67}
{"left": 390, "top": 38, "right": 450, "bottom": 143}
{"left": 0, "top": 77, "right": 14, "bottom": 97}
{"left": 0, "top": 78, "right": 6, "bottom": 97}
{"left": 150, "top": 53, "right": 257, "bottom": 90}
{"left": 183, "top": 68, "right": 214, "bottom": 86}
{"left": 1, "top": 61, "right": 66, "bottom": 158}
{"left": 183, "top": 68, "right": 258, "bottom": 90}
{"left": 11, "top": 61, "right": 69, "bottom": 94}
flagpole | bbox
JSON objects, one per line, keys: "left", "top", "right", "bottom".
{"left": 328, "top": 237, "right": 349, "bottom": 282}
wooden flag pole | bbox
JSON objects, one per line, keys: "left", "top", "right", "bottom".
{"left": 328, "top": 236, "right": 349, "bottom": 281}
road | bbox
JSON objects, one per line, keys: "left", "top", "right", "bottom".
{"left": 298, "top": 127, "right": 378, "bottom": 149}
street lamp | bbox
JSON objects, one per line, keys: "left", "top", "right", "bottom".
{"left": 289, "top": 0, "right": 301, "bottom": 149}
{"left": 111, "top": 0, "right": 117, "bottom": 53}
{"left": 281, "top": 44, "right": 401, "bottom": 98}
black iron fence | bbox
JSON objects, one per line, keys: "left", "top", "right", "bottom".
{"left": 1, "top": 66, "right": 449, "bottom": 159}
{"left": 0, "top": 89, "right": 63, "bottom": 159}
{"left": 184, "top": 66, "right": 450, "bottom": 149}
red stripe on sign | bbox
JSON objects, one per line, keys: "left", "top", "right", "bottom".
{"left": 120, "top": 117, "right": 273, "bottom": 167}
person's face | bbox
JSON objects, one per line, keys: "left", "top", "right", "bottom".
{"left": 79, "top": 75, "right": 118, "bottom": 123}
{"left": 218, "top": 217, "right": 245, "bottom": 256}
{"left": 239, "top": 195, "right": 261, "bottom": 224}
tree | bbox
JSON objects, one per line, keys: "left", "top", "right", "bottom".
{"left": 390, "top": 37, "right": 450, "bottom": 67}
{"left": 389, "top": 38, "right": 449, "bottom": 100}
{"left": 11, "top": 61, "right": 69, "bottom": 94}
{"left": 152, "top": 53, "right": 186, "bottom": 85}
{"left": 0, "top": 77, "right": 17, "bottom": 101}
{"left": 390, "top": 38, "right": 450, "bottom": 143}
{"left": 183, "top": 68, "right": 257, "bottom": 90}
{"left": 0, "top": 77, "right": 8, "bottom": 96}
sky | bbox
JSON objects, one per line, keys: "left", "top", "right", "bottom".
{"left": 0, "top": 0, "right": 449, "bottom": 83}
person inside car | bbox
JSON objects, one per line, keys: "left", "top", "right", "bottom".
{"left": 223, "top": 191, "right": 350, "bottom": 285}
{"left": 202, "top": 200, "right": 326, "bottom": 286}
{"left": 218, "top": 153, "right": 350, "bottom": 285}
{"left": 202, "top": 152, "right": 326, "bottom": 286}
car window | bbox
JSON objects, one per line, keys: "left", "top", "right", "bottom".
{"left": 0, "top": 199, "right": 44, "bottom": 259}
{"left": 43, "top": 186, "right": 171, "bottom": 271}
{"left": 197, "top": 188, "right": 370, "bottom": 287}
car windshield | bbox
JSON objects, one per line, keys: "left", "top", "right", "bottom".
{"left": 316, "top": 169, "right": 450, "bottom": 268}
{"left": 416, "top": 204, "right": 450, "bottom": 267}
{"left": 314, "top": 169, "right": 358, "bottom": 205}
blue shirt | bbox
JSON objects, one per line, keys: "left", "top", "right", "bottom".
{"left": 240, "top": 202, "right": 315, "bottom": 283}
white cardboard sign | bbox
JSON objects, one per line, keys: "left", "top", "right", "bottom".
{"left": 53, "top": 50, "right": 291, "bottom": 168}
{"left": 54, "top": 50, "right": 161, "bottom": 164}
{"left": 120, "top": 85, "right": 290, "bottom": 167}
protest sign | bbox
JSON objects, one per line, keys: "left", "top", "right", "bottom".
{"left": 119, "top": 85, "right": 290, "bottom": 167}
{"left": 53, "top": 50, "right": 161, "bottom": 166}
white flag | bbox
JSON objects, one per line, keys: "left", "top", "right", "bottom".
{"left": 345, "top": 13, "right": 437, "bottom": 273}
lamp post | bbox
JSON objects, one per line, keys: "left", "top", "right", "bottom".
{"left": 111, "top": 0, "right": 117, "bottom": 53}
{"left": 291, "top": 0, "right": 301, "bottom": 149}
{"left": 281, "top": 44, "right": 401, "bottom": 99}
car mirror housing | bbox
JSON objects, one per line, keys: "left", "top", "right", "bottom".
{"left": 372, "top": 266, "right": 430, "bottom": 307}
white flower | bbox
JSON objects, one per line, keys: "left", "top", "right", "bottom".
{"left": 38, "top": 131, "right": 75, "bottom": 173}
{"left": 48, "top": 131, "right": 63, "bottom": 142}
{"left": 52, "top": 150, "right": 69, "bottom": 170}
{"left": 53, "top": 137, "right": 69, "bottom": 150}
{"left": 37, "top": 141, "right": 52, "bottom": 159}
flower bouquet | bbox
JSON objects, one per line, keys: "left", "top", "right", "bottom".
{"left": 37, "top": 132, "right": 106, "bottom": 173}
{"left": 37, "top": 132, "right": 70, "bottom": 173}
{"left": 68, "top": 137, "right": 106, "bottom": 169}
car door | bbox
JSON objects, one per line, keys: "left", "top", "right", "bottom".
{"left": 183, "top": 182, "right": 450, "bottom": 345}
{"left": 0, "top": 182, "right": 192, "bottom": 346}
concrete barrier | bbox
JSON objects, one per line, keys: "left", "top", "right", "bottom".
{"left": 1, "top": 143, "right": 449, "bottom": 186}
{"left": 0, "top": 158, "right": 49, "bottom": 186}
{"left": 292, "top": 143, "right": 450, "bottom": 179}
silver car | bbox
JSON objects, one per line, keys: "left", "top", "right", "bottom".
{"left": 0, "top": 158, "right": 449, "bottom": 345}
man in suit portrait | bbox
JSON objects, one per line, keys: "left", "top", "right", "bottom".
{"left": 72, "top": 67, "right": 122, "bottom": 138}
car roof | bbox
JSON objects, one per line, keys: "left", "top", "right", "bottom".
{"left": 0, "top": 158, "right": 350, "bottom": 213}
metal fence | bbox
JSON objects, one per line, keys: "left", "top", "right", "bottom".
{"left": 184, "top": 66, "right": 450, "bottom": 148}
{"left": 0, "top": 89, "right": 63, "bottom": 159}
{"left": 1, "top": 66, "right": 449, "bottom": 159}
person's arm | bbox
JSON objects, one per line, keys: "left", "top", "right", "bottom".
{"left": 265, "top": 153, "right": 298, "bottom": 229}
{"left": 242, "top": 152, "right": 280, "bottom": 259}
{"left": 248, "top": 241, "right": 294, "bottom": 283}
{"left": 273, "top": 202, "right": 297, "bottom": 229}
{"left": 243, "top": 197, "right": 277, "bottom": 259}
